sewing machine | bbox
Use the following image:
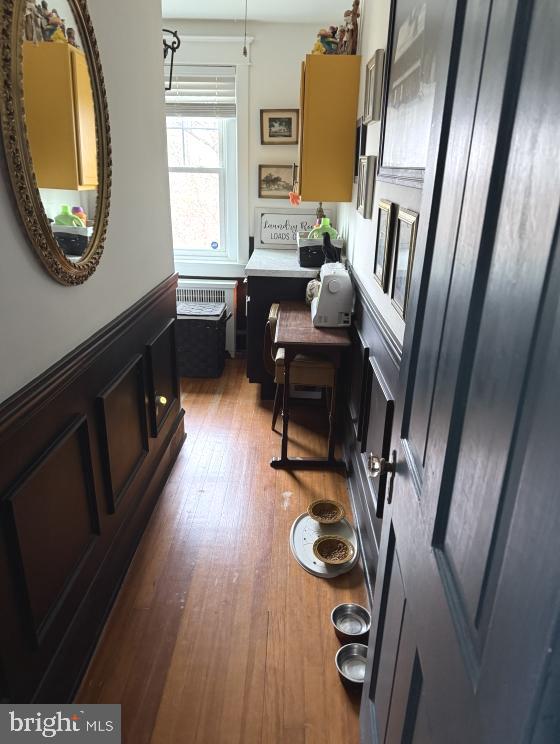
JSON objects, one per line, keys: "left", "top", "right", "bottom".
{"left": 309, "top": 263, "right": 354, "bottom": 328}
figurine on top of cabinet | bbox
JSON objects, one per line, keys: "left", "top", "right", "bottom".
{"left": 24, "top": 0, "right": 44, "bottom": 43}
{"left": 311, "top": 38, "right": 326, "bottom": 55}
{"left": 66, "top": 27, "right": 78, "bottom": 47}
{"left": 45, "top": 8, "right": 66, "bottom": 42}
{"left": 338, "top": 0, "right": 360, "bottom": 55}
{"left": 318, "top": 27, "right": 339, "bottom": 54}
{"left": 309, "top": 1, "right": 360, "bottom": 56}
{"left": 38, "top": 2, "right": 66, "bottom": 43}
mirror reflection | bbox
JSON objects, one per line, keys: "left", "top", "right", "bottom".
{"left": 22, "top": 0, "right": 98, "bottom": 262}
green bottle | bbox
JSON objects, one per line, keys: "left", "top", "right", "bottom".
{"left": 308, "top": 217, "right": 339, "bottom": 240}
{"left": 54, "top": 204, "right": 84, "bottom": 227}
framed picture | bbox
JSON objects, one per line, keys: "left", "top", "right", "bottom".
{"left": 363, "top": 49, "right": 385, "bottom": 124}
{"left": 254, "top": 206, "right": 334, "bottom": 248}
{"left": 378, "top": 0, "right": 439, "bottom": 185}
{"left": 357, "top": 155, "right": 376, "bottom": 219}
{"left": 374, "top": 199, "right": 395, "bottom": 291}
{"left": 258, "top": 164, "right": 295, "bottom": 199}
{"left": 260, "top": 109, "right": 299, "bottom": 145}
{"left": 391, "top": 207, "right": 419, "bottom": 318}
{"left": 354, "top": 118, "right": 367, "bottom": 182}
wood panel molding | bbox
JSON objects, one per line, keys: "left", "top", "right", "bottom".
{"left": 0, "top": 273, "right": 184, "bottom": 702}
{"left": 146, "top": 318, "right": 179, "bottom": 438}
{"left": 349, "top": 266, "right": 403, "bottom": 368}
{"left": 2, "top": 415, "right": 98, "bottom": 646}
{"left": 0, "top": 273, "right": 178, "bottom": 435}
{"left": 97, "top": 355, "right": 149, "bottom": 513}
{"left": 342, "top": 274, "right": 401, "bottom": 602}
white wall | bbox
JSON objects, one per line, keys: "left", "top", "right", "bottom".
{"left": 337, "top": 0, "right": 414, "bottom": 344}
{"left": 166, "top": 19, "right": 337, "bottom": 277}
{"left": 0, "top": 0, "right": 174, "bottom": 403}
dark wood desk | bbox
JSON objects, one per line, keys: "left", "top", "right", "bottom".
{"left": 270, "top": 301, "right": 351, "bottom": 471}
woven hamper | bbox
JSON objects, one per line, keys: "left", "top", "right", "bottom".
{"left": 176, "top": 301, "right": 227, "bottom": 378}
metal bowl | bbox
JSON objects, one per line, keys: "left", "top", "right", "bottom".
{"left": 331, "top": 603, "right": 371, "bottom": 643}
{"left": 307, "top": 499, "right": 345, "bottom": 524}
{"left": 335, "top": 643, "right": 368, "bottom": 686}
{"left": 312, "top": 535, "right": 355, "bottom": 565}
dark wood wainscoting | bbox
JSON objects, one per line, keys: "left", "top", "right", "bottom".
{"left": 342, "top": 270, "right": 401, "bottom": 605}
{"left": 0, "top": 274, "right": 185, "bottom": 703}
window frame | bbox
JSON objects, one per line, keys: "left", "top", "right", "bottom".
{"left": 166, "top": 115, "right": 237, "bottom": 262}
{"left": 166, "top": 38, "right": 251, "bottom": 277}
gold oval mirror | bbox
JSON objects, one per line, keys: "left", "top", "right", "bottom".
{"left": 0, "top": 0, "right": 111, "bottom": 285}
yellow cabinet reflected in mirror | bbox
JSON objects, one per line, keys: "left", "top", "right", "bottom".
{"left": 22, "top": 40, "right": 98, "bottom": 191}
{"left": 0, "top": 0, "right": 111, "bottom": 284}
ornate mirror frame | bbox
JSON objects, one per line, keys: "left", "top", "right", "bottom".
{"left": 0, "top": 0, "right": 111, "bottom": 285}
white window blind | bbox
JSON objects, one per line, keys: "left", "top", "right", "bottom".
{"left": 165, "top": 65, "right": 236, "bottom": 118}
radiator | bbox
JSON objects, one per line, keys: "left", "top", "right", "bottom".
{"left": 176, "top": 279, "right": 237, "bottom": 357}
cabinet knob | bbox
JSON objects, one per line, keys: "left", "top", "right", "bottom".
{"left": 156, "top": 394, "right": 168, "bottom": 406}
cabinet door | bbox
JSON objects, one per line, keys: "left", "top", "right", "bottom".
{"left": 71, "top": 50, "right": 98, "bottom": 188}
{"left": 22, "top": 42, "right": 78, "bottom": 190}
{"left": 297, "top": 61, "right": 306, "bottom": 196}
{"left": 299, "top": 55, "right": 360, "bottom": 202}
{"left": 246, "top": 276, "right": 311, "bottom": 394}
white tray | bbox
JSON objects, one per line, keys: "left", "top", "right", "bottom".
{"left": 289, "top": 514, "right": 359, "bottom": 578}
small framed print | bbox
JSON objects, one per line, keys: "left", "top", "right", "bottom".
{"left": 363, "top": 49, "right": 385, "bottom": 124}
{"left": 391, "top": 207, "right": 419, "bottom": 319}
{"left": 258, "top": 164, "right": 295, "bottom": 199}
{"left": 374, "top": 199, "right": 395, "bottom": 290}
{"left": 260, "top": 109, "right": 299, "bottom": 145}
{"left": 354, "top": 118, "right": 368, "bottom": 182}
{"left": 357, "top": 155, "right": 376, "bottom": 219}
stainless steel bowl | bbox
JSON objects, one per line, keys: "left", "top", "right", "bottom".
{"left": 331, "top": 603, "right": 371, "bottom": 643}
{"left": 335, "top": 643, "right": 368, "bottom": 686}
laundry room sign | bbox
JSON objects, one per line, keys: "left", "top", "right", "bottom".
{"left": 254, "top": 207, "right": 333, "bottom": 248}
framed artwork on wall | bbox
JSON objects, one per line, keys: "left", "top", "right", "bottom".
{"left": 374, "top": 199, "right": 395, "bottom": 291}
{"left": 354, "top": 118, "right": 368, "bottom": 182}
{"left": 357, "top": 156, "right": 376, "bottom": 219}
{"left": 260, "top": 109, "right": 299, "bottom": 145}
{"left": 258, "top": 164, "right": 295, "bottom": 199}
{"left": 378, "top": 0, "right": 439, "bottom": 186}
{"left": 363, "top": 49, "right": 385, "bottom": 124}
{"left": 391, "top": 207, "right": 419, "bottom": 318}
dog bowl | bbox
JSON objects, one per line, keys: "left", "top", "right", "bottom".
{"left": 331, "top": 603, "right": 371, "bottom": 643}
{"left": 335, "top": 643, "right": 368, "bottom": 686}
{"left": 312, "top": 535, "right": 355, "bottom": 565}
{"left": 307, "top": 499, "right": 345, "bottom": 524}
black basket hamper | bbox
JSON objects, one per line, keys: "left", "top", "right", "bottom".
{"left": 176, "top": 301, "right": 228, "bottom": 378}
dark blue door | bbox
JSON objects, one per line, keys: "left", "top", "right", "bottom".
{"left": 362, "top": 1, "right": 560, "bottom": 742}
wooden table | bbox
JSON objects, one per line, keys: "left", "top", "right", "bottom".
{"left": 270, "top": 301, "right": 351, "bottom": 471}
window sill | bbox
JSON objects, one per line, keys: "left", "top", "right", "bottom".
{"left": 174, "top": 256, "right": 247, "bottom": 278}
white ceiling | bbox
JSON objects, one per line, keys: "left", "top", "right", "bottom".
{"left": 161, "top": 0, "right": 346, "bottom": 24}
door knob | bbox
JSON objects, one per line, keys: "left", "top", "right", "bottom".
{"left": 367, "top": 451, "right": 397, "bottom": 505}
{"left": 367, "top": 454, "right": 395, "bottom": 478}
{"left": 156, "top": 394, "right": 168, "bottom": 406}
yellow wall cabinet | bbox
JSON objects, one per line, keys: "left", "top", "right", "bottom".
{"left": 297, "top": 54, "right": 361, "bottom": 203}
{"left": 22, "top": 41, "right": 98, "bottom": 191}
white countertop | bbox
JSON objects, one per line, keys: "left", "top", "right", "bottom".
{"left": 245, "top": 248, "right": 320, "bottom": 279}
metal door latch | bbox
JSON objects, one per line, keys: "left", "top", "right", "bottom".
{"left": 367, "top": 450, "right": 397, "bottom": 504}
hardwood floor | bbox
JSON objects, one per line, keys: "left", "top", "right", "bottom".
{"left": 77, "top": 359, "right": 367, "bottom": 743}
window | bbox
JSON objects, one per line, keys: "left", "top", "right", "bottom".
{"left": 165, "top": 66, "right": 237, "bottom": 260}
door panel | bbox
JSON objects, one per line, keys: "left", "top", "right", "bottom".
{"left": 362, "top": 358, "right": 394, "bottom": 517}
{"left": 404, "top": 0, "right": 495, "bottom": 479}
{"left": 364, "top": 0, "right": 560, "bottom": 742}
{"left": 348, "top": 326, "right": 370, "bottom": 442}
{"left": 372, "top": 546, "right": 406, "bottom": 744}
